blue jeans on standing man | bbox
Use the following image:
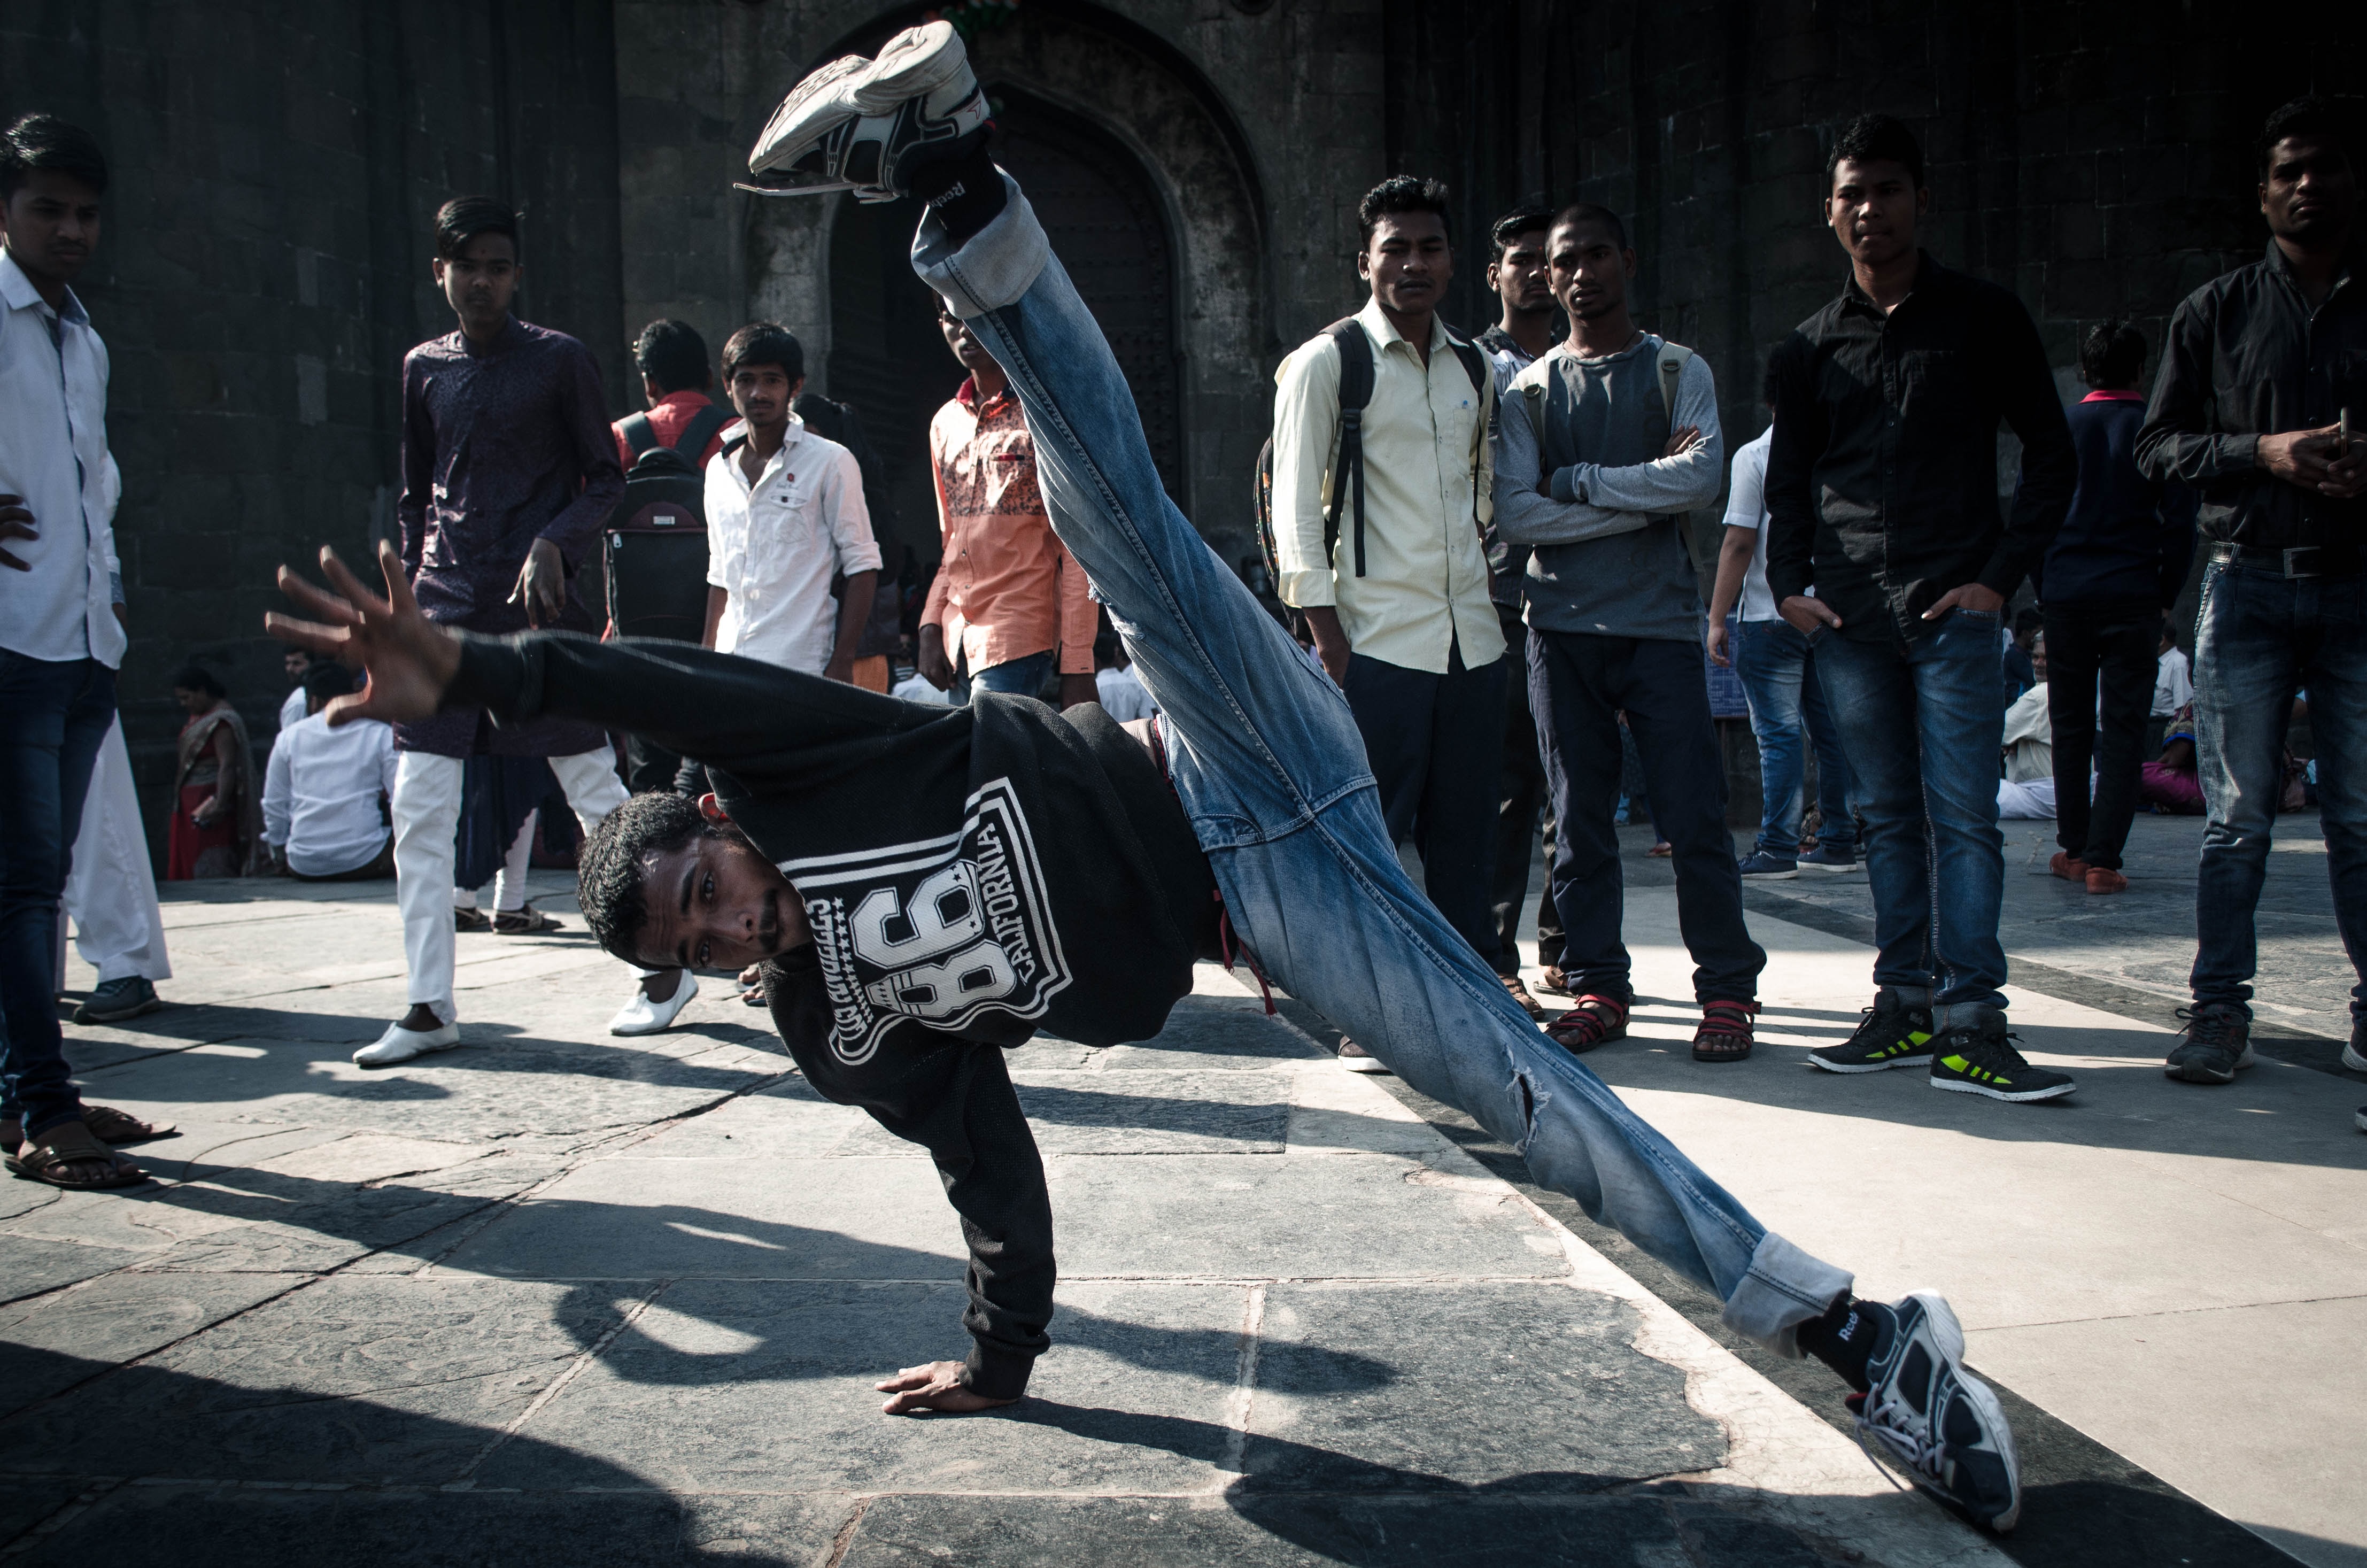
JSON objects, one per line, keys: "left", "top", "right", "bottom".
{"left": 2190, "top": 554, "right": 2367, "bottom": 1021}
{"left": 1812, "top": 611, "right": 2009, "bottom": 1024}
{"left": 955, "top": 647, "right": 1055, "bottom": 705}
{"left": 0, "top": 651, "right": 117, "bottom": 1136}
{"left": 1733, "top": 617, "right": 1857, "bottom": 860}
{"left": 917, "top": 171, "right": 1852, "bottom": 1352}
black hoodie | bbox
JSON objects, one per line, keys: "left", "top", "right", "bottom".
{"left": 444, "top": 630, "right": 1217, "bottom": 1394}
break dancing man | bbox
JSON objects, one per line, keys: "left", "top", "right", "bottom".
{"left": 268, "top": 22, "right": 2022, "bottom": 1532}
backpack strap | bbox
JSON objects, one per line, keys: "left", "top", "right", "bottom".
{"left": 1443, "top": 326, "right": 1493, "bottom": 539}
{"left": 620, "top": 412, "right": 658, "bottom": 459}
{"left": 673, "top": 402, "right": 730, "bottom": 460}
{"left": 1656, "top": 341, "right": 1695, "bottom": 429}
{"left": 1324, "top": 318, "right": 1375, "bottom": 577}
{"left": 720, "top": 425, "right": 749, "bottom": 456}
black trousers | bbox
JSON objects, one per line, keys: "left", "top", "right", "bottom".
{"left": 2044, "top": 602, "right": 2159, "bottom": 870}
{"left": 1491, "top": 609, "right": 1559, "bottom": 976}
{"left": 1342, "top": 648, "right": 1509, "bottom": 968}
{"left": 1529, "top": 627, "right": 1764, "bottom": 1003}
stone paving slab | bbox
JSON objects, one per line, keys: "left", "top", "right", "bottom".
{"left": 3, "top": 882, "right": 2012, "bottom": 1566}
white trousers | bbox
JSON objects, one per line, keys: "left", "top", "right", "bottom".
{"left": 1995, "top": 776, "right": 2059, "bottom": 820}
{"left": 453, "top": 809, "right": 538, "bottom": 913}
{"left": 59, "top": 719, "right": 172, "bottom": 985}
{"left": 392, "top": 747, "right": 630, "bottom": 1024}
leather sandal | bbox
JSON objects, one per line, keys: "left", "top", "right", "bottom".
{"left": 454, "top": 906, "right": 493, "bottom": 933}
{"left": 6, "top": 1121, "right": 150, "bottom": 1189}
{"left": 1692, "top": 999, "right": 1760, "bottom": 1062}
{"left": 493, "top": 905, "right": 563, "bottom": 935}
{"left": 1544, "top": 994, "right": 1630, "bottom": 1054}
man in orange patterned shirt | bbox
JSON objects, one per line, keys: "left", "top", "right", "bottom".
{"left": 916, "top": 303, "right": 1097, "bottom": 708}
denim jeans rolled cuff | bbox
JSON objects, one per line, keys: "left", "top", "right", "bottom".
{"left": 912, "top": 171, "right": 1048, "bottom": 318}
{"left": 1722, "top": 1232, "right": 1856, "bottom": 1357}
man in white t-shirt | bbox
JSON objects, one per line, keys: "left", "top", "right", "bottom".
{"left": 263, "top": 662, "right": 397, "bottom": 880}
{"left": 1706, "top": 395, "right": 1859, "bottom": 878}
{"left": 699, "top": 324, "right": 880, "bottom": 682}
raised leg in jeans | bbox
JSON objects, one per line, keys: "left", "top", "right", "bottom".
{"left": 919, "top": 176, "right": 1852, "bottom": 1348}
{"left": 2044, "top": 604, "right": 2156, "bottom": 870}
{"left": 0, "top": 653, "right": 115, "bottom": 1136}
{"left": 1813, "top": 614, "right": 2008, "bottom": 1024}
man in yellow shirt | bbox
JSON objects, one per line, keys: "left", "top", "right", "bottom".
{"left": 1269, "top": 178, "right": 1511, "bottom": 1038}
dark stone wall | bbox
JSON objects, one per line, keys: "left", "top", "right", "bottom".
{"left": 2, "top": 0, "right": 624, "bottom": 863}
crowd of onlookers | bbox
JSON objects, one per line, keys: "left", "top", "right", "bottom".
{"left": 3, "top": 88, "right": 2362, "bottom": 1186}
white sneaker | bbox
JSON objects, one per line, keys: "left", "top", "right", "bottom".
{"left": 610, "top": 972, "right": 700, "bottom": 1037}
{"left": 1852, "top": 1291, "right": 2022, "bottom": 1532}
{"left": 353, "top": 1018, "right": 460, "bottom": 1068}
{"left": 2342, "top": 1040, "right": 2366, "bottom": 1073}
{"left": 1337, "top": 1039, "right": 1390, "bottom": 1075}
{"left": 740, "top": 20, "right": 986, "bottom": 203}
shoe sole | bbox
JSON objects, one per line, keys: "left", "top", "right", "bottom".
{"left": 852, "top": 22, "right": 971, "bottom": 111}
{"left": 2164, "top": 1044, "right": 2255, "bottom": 1084}
{"left": 1900, "top": 1291, "right": 2022, "bottom": 1533}
{"left": 1739, "top": 868, "right": 1800, "bottom": 880}
{"left": 1808, "top": 1052, "right": 1934, "bottom": 1074}
{"left": 1929, "top": 1074, "right": 2076, "bottom": 1102}
{"left": 2343, "top": 1043, "right": 2367, "bottom": 1073}
{"left": 752, "top": 22, "right": 966, "bottom": 175}
{"left": 74, "top": 998, "right": 164, "bottom": 1024}
{"left": 2356, "top": 1107, "right": 2367, "bottom": 1133}
{"left": 1340, "top": 1057, "right": 1390, "bottom": 1074}
{"left": 1798, "top": 861, "right": 1860, "bottom": 874}
{"left": 354, "top": 1036, "right": 461, "bottom": 1069}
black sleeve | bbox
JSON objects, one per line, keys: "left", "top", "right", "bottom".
{"left": 2158, "top": 481, "right": 2201, "bottom": 608}
{"left": 442, "top": 629, "right": 945, "bottom": 793}
{"left": 2137, "top": 292, "right": 2256, "bottom": 486}
{"left": 1763, "top": 334, "right": 1824, "bottom": 606}
{"left": 1980, "top": 289, "right": 2076, "bottom": 597}
{"left": 763, "top": 948, "right": 1056, "bottom": 1400}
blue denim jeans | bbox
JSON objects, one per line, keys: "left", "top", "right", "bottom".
{"left": 915, "top": 174, "right": 1852, "bottom": 1353}
{"left": 2191, "top": 559, "right": 2367, "bottom": 1019}
{"left": 0, "top": 651, "right": 117, "bottom": 1134}
{"left": 1812, "top": 613, "right": 2009, "bottom": 1021}
{"left": 1733, "top": 618, "right": 1857, "bottom": 859}
{"left": 955, "top": 647, "right": 1055, "bottom": 705}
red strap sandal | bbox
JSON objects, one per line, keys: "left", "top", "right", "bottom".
{"left": 1544, "top": 994, "right": 1629, "bottom": 1054}
{"left": 1692, "top": 999, "right": 1760, "bottom": 1062}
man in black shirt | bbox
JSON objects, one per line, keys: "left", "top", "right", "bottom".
{"left": 2137, "top": 97, "right": 2367, "bottom": 1096}
{"left": 1766, "top": 115, "right": 2078, "bottom": 1103}
{"left": 268, "top": 24, "right": 2028, "bottom": 1533}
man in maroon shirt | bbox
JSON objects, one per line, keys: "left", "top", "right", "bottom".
{"left": 366, "top": 197, "right": 691, "bottom": 1068}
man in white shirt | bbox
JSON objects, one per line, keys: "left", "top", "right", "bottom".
{"left": 700, "top": 323, "right": 879, "bottom": 681}
{"left": 0, "top": 114, "right": 155, "bottom": 1189}
{"left": 1092, "top": 631, "right": 1158, "bottom": 722}
{"left": 1706, "top": 391, "right": 1860, "bottom": 879}
{"left": 1998, "top": 635, "right": 2057, "bottom": 820}
{"left": 1270, "top": 177, "right": 1510, "bottom": 1034}
{"left": 265, "top": 663, "right": 398, "bottom": 880}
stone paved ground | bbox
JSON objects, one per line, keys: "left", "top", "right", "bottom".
{"left": 3, "top": 876, "right": 2007, "bottom": 1567}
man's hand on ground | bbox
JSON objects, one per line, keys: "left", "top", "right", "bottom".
{"left": 916, "top": 625, "right": 955, "bottom": 690}
{"left": 875, "top": 1360, "right": 1018, "bottom": 1416}
{"left": 1302, "top": 605, "right": 1351, "bottom": 686}
{"left": 1922, "top": 583, "right": 2005, "bottom": 621}
{"left": 267, "top": 541, "right": 462, "bottom": 725}
{"left": 510, "top": 537, "right": 568, "bottom": 628}
{"left": 1778, "top": 595, "right": 1840, "bottom": 637}
{"left": 1057, "top": 673, "right": 1096, "bottom": 710}
{"left": 0, "top": 494, "right": 34, "bottom": 571}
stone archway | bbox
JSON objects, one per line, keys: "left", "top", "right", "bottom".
{"left": 746, "top": 2, "right": 1268, "bottom": 562}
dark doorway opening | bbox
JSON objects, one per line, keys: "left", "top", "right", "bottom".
{"left": 825, "top": 86, "right": 1184, "bottom": 568}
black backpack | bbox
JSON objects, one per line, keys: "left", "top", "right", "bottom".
{"left": 1253, "top": 319, "right": 1490, "bottom": 596}
{"left": 604, "top": 403, "right": 731, "bottom": 644}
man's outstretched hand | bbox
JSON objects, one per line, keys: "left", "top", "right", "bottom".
{"left": 875, "top": 1360, "right": 1018, "bottom": 1416}
{"left": 266, "top": 541, "right": 462, "bottom": 726}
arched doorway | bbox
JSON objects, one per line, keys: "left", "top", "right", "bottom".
{"left": 826, "top": 86, "right": 1184, "bottom": 565}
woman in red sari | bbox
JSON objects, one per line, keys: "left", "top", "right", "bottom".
{"left": 165, "top": 665, "right": 262, "bottom": 880}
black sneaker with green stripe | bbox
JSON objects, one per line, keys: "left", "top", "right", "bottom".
{"left": 1809, "top": 988, "right": 1935, "bottom": 1073}
{"left": 1928, "top": 1015, "right": 2075, "bottom": 1103}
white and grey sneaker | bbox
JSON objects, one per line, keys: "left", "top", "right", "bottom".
{"left": 740, "top": 20, "right": 987, "bottom": 204}
{"left": 1850, "top": 1291, "right": 2022, "bottom": 1533}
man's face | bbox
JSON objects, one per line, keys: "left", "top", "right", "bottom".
{"left": 0, "top": 171, "right": 103, "bottom": 287}
{"left": 1825, "top": 158, "right": 1927, "bottom": 269}
{"left": 2030, "top": 636, "right": 2048, "bottom": 685}
{"left": 2261, "top": 136, "right": 2358, "bottom": 248}
{"left": 284, "top": 649, "right": 312, "bottom": 683}
{"left": 1359, "top": 211, "right": 1453, "bottom": 319}
{"left": 728, "top": 363, "right": 798, "bottom": 431}
{"left": 1548, "top": 220, "right": 1632, "bottom": 323}
{"left": 634, "top": 830, "right": 811, "bottom": 972}
{"left": 431, "top": 232, "right": 519, "bottom": 335}
{"left": 940, "top": 312, "right": 997, "bottom": 376}
{"left": 1491, "top": 230, "right": 1553, "bottom": 314}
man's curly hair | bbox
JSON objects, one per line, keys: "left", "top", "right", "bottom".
{"left": 577, "top": 791, "right": 725, "bottom": 962}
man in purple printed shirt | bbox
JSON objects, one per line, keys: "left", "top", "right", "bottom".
{"left": 362, "top": 195, "right": 693, "bottom": 1068}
